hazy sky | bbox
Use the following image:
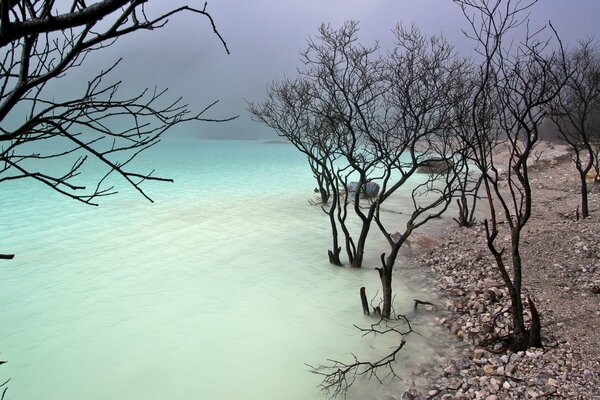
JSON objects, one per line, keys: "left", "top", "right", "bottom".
{"left": 83, "top": 1, "right": 600, "bottom": 139}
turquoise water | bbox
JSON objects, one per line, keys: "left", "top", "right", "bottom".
{"left": 1, "top": 137, "right": 440, "bottom": 399}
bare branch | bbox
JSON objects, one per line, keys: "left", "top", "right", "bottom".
{"left": 307, "top": 316, "right": 413, "bottom": 399}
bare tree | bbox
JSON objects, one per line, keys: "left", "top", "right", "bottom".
{"left": 455, "top": 0, "right": 564, "bottom": 351}
{"left": 453, "top": 147, "right": 484, "bottom": 227}
{"left": 370, "top": 24, "right": 464, "bottom": 318}
{"left": 249, "top": 78, "right": 336, "bottom": 204}
{"left": 448, "top": 68, "right": 486, "bottom": 227}
{"left": 0, "top": 1, "right": 232, "bottom": 260}
{"left": 305, "top": 25, "right": 466, "bottom": 398}
{"left": 301, "top": 21, "right": 388, "bottom": 268}
{"left": 254, "top": 22, "right": 389, "bottom": 269}
{"left": 548, "top": 40, "right": 600, "bottom": 218}
{"left": 248, "top": 78, "right": 345, "bottom": 265}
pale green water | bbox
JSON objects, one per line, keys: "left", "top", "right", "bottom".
{"left": 1, "top": 137, "right": 442, "bottom": 399}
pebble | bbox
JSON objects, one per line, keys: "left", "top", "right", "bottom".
{"left": 401, "top": 209, "right": 600, "bottom": 400}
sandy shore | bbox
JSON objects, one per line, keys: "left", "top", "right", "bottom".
{"left": 397, "top": 142, "right": 600, "bottom": 399}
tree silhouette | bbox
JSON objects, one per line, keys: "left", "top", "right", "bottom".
{"left": 1, "top": 1, "right": 234, "bottom": 260}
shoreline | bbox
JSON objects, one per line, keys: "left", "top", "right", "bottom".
{"left": 396, "top": 142, "right": 600, "bottom": 399}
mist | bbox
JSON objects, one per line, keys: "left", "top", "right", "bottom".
{"left": 38, "top": 1, "right": 600, "bottom": 139}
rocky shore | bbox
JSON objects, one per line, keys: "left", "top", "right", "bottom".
{"left": 400, "top": 143, "right": 600, "bottom": 399}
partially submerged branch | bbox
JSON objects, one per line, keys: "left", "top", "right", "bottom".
{"left": 307, "top": 315, "right": 414, "bottom": 399}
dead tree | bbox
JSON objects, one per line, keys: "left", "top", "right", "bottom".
{"left": 248, "top": 78, "right": 344, "bottom": 265}
{"left": 0, "top": 1, "right": 232, "bottom": 260}
{"left": 370, "top": 24, "right": 464, "bottom": 318}
{"left": 453, "top": 148, "right": 483, "bottom": 227}
{"left": 307, "top": 22, "right": 466, "bottom": 398}
{"left": 547, "top": 40, "right": 600, "bottom": 218}
{"left": 300, "top": 21, "right": 387, "bottom": 268}
{"left": 455, "top": 0, "right": 565, "bottom": 351}
{"left": 251, "top": 22, "right": 385, "bottom": 268}
{"left": 449, "top": 69, "right": 487, "bottom": 227}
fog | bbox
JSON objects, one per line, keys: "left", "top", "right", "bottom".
{"left": 53, "top": 1, "right": 600, "bottom": 139}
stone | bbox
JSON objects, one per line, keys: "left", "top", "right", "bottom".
{"left": 484, "top": 289, "right": 497, "bottom": 302}
{"left": 346, "top": 181, "right": 380, "bottom": 199}
{"left": 505, "top": 363, "right": 516, "bottom": 375}
{"left": 451, "top": 322, "right": 461, "bottom": 334}
{"left": 483, "top": 364, "right": 496, "bottom": 374}
{"left": 444, "top": 364, "right": 460, "bottom": 376}
{"left": 473, "top": 348, "right": 485, "bottom": 360}
{"left": 526, "top": 350, "right": 539, "bottom": 358}
{"left": 473, "top": 301, "right": 485, "bottom": 313}
{"left": 401, "top": 388, "right": 420, "bottom": 399}
{"left": 416, "top": 158, "right": 455, "bottom": 174}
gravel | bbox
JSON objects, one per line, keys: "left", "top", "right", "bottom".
{"left": 398, "top": 143, "right": 600, "bottom": 399}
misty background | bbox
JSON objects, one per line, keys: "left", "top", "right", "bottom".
{"left": 45, "top": 0, "right": 600, "bottom": 140}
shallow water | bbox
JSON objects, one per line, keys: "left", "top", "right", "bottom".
{"left": 1, "top": 137, "right": 445, "bottom": 399}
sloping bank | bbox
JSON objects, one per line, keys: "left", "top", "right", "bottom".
{"left": 397, "top": 151, "right": 600, "bottom": 399}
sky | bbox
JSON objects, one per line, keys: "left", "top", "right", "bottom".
{"left": 72, "top": 0, "right": 600, "bottom": 139}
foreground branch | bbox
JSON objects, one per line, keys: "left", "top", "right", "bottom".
{"left": 307, "top": 315, "right": 414, "bottom": 399}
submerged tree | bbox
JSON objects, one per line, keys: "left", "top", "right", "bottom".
{"left": 370, "top": 24, "right": 465, "bottom": 318}
{"left": 305, "top": 25, "right": 467, "bottom": 398}
{"left": 0, "top": 1, "right": 232, "bottom": 260}
{"left": 456, "top": 0, "right": 564, "bottom": 351}
{"left": 248, "top": 78, "right": 345, "bottom": 265}
{"left": 251, "top": 22, "right": 387, "bottom": 268}
{"left": 301, "top": 21, "right": 388, "bottom": 269}
{"left": 548, "top": 40, "right": 600, "bottom": 218}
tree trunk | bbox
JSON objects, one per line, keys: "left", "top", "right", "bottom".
{"left": 319, "top": 187, "right": 330, "bottom": 204}
{"left": 342, "top": 227, "right": 355, "bottom": 265}
{"left": 327, "top": 198, "right": 342, "bottom": 266}
{"left": 508, "top": 291, "right": 527, "bottom": 351}
{"left": 378, "top": 245, "right": 400, "bottom": 318}
{"left": 378, "top": 265, "right": 393, "bottom": 318}
{"left": 508, "top": 234, "right": 541, "bottom": 351}
{"left": 527, "top": 295, "right": 542, "bottom": 348}
{"left": 580, "top": 171, "right": 589, "bottom": 219}
{"left": 328, "top": 247, "right": 342, "bottom": 266}
{"left": 455, "top": 195, "right": 469, "bottom": 226}
{"left": 351, "top": 238, "right": 366, "bottom": 268}
{"left": 351, "top": 205, "right": 375, "bottom": 268}
{"left": 337, "top": 191, "right": 356, "bottom": 264}
{"left": 360, "top": 287, "right": 370, "bottom": 315}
